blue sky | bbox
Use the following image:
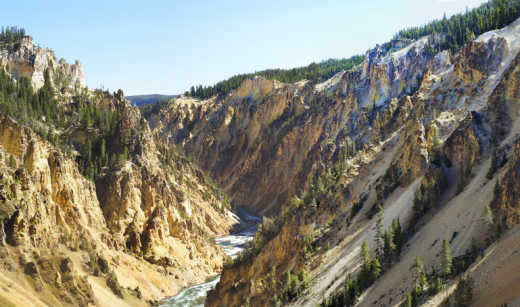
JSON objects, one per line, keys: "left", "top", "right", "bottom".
{"left": 1, "top": 0, "right": 487, "bottom": 95}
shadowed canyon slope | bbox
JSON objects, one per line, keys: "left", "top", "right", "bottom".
{"left": 146, "top": 16, "right": 520, "bottom": 307}
{"left": 147, "top": 37, "right": 428, "bottom": 216}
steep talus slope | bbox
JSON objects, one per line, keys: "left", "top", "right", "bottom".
{"left": 464, "top": 226, "right": 520, "bottom": 307}
{"left": 0, "top": 35, "right": 237, "bottom": 306}
{"left": 322, "top": 20, "right": 520, "bottom": 307}
{"left": 140, "top": 17, "right": 520, "bottom": 307}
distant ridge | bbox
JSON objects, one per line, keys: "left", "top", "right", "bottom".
{"left": 126, "top": 94, "right": 178, "bottom": 106}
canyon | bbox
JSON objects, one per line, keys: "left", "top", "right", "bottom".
{"left": 2, "top": 2, "right": 520, "bottom": 306}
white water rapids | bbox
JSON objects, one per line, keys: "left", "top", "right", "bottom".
{"left": 160, "top": 210, "right": 259, "bottom": 307}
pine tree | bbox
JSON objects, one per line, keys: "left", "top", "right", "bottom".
{"left": 383, "top": 228, "right": 396, "bottom": 263}
{"left": 484, "top": 204, "right": 494, "bottom": 226}
{"left": 371, "top": 258, "right": 382, "bottom": 280}
{"left": 411, "top": 256, "right": 427, "bottom": 294}
{"left": 465, "top": 27, "right": 476, "bottom": 41}
{"left": 375, "top": 205, "right": 385, "bottom": 261}
{"left": 405, "top": 292, "right": 413, "bottom": 307}
{"left": 393, "top": 218, "right": 404, "bottom": 255}
{"left": 486, "top": 148, "right": 498, "bottom": 179}
{"left": 345, "top": 275, "right": 360, "bottom": 306}
{"left": 361, "top": 241, "right": 371, "bottom": 271}
{"left": 413, "top": 186, "right": 424, "bottom": 217}
{"left": 441, "top": 240, "right": 452, "bottom": 278}
{"left": 359, "top": 240, "right": 373, "bottom": 289}
{"left": 343, "top": 273, "right": 352, "bottom": 295}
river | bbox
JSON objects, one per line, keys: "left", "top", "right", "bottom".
{"left": 159, "top": 210, "right": 259, "bottom": 307}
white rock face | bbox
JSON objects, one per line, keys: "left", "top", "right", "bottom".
{"left": 0, "top": 36, "right": 85, "bottom": 90}
{"left": 315, "top": 70, "right": 345, "bottom": 92}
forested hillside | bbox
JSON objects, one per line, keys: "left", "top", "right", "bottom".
{"left": 0, "top": 26, "right": 25, "bottom": 44}
{"left": 126, "top": 94, "right": 178, "bottom": 106}
{"left": 185, "top": 55, "right": 364, "bottom": 99}
{"left": 396, "top": 0, "right": 520, "bottom": 54}
{"left": 0, "top": 69, "right": 140, "bottom": 181}
{"left": 184, "top": 0, "right": 519, "bottom": 102}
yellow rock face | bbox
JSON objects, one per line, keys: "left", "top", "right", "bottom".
{"left": 0, "top": 100, "right": 237, "bottom": 305}
{"left": 176, "top": 23, "right": 520, "bottom": 307}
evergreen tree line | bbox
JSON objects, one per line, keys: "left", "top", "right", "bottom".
{"left": 401, "top": 240, "right": 452, "bottom": 307}
{"left": 186, "top": 0, "right": 520, "bottom": 101}
{"left": 274, "top": 269, "right": 310, "bottom": 304}
{"left": 0, "top": 26, "right": 26, "bottom": 44}
{"left": 75, "top": 101, "right": 129, "bottom": 181}
{"left": 0, "top": 68, "right": 134, "bottom": 181}
{"left": 185, "top": 55, "right": 364, "bottom": 100}
{"left": 395, "top": 0, "right": 520, "bottom": 55}
{"left": 321, "top": 216, "right": 480, "bottom": 307}
{"left": 319, "top": 241, "right": 379, "bottom": 307}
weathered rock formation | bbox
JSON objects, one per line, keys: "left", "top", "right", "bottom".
{"left": 149, "top": 37, "right": 438, "bottom": 216}
{"left": 0, "top": 36, "right": 85, "bottom": 91}
{"left": 195, "top": 17, "right": 520, "bottom": 306}
{"left": 0, "top": 36, "right": 237, "bottom": 306}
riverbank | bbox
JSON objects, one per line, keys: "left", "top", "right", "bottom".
{"left": 159, "top": 208, "right": 260, "bottom": 307}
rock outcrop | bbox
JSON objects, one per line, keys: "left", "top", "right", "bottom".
{"left": 0, "top": 36, "right": 85, "bottom": 91}
{"left": 0, "top": 36, "right": 237, "bottom": 306}
{"left": 491, "top": 139, "right": 520, "bottom": 228}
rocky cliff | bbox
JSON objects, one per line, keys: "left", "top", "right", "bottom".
{"left": 147, "top": 17, "right": 520, "bottom": 307}
{"left": 0, "top": 36, "right": 85, "bottom": 91}
{"left": 148, "top": 37, "right": 436, "bottom": 216}
{"left": 0, "top": 35, "right": 237, "bottom": 306}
